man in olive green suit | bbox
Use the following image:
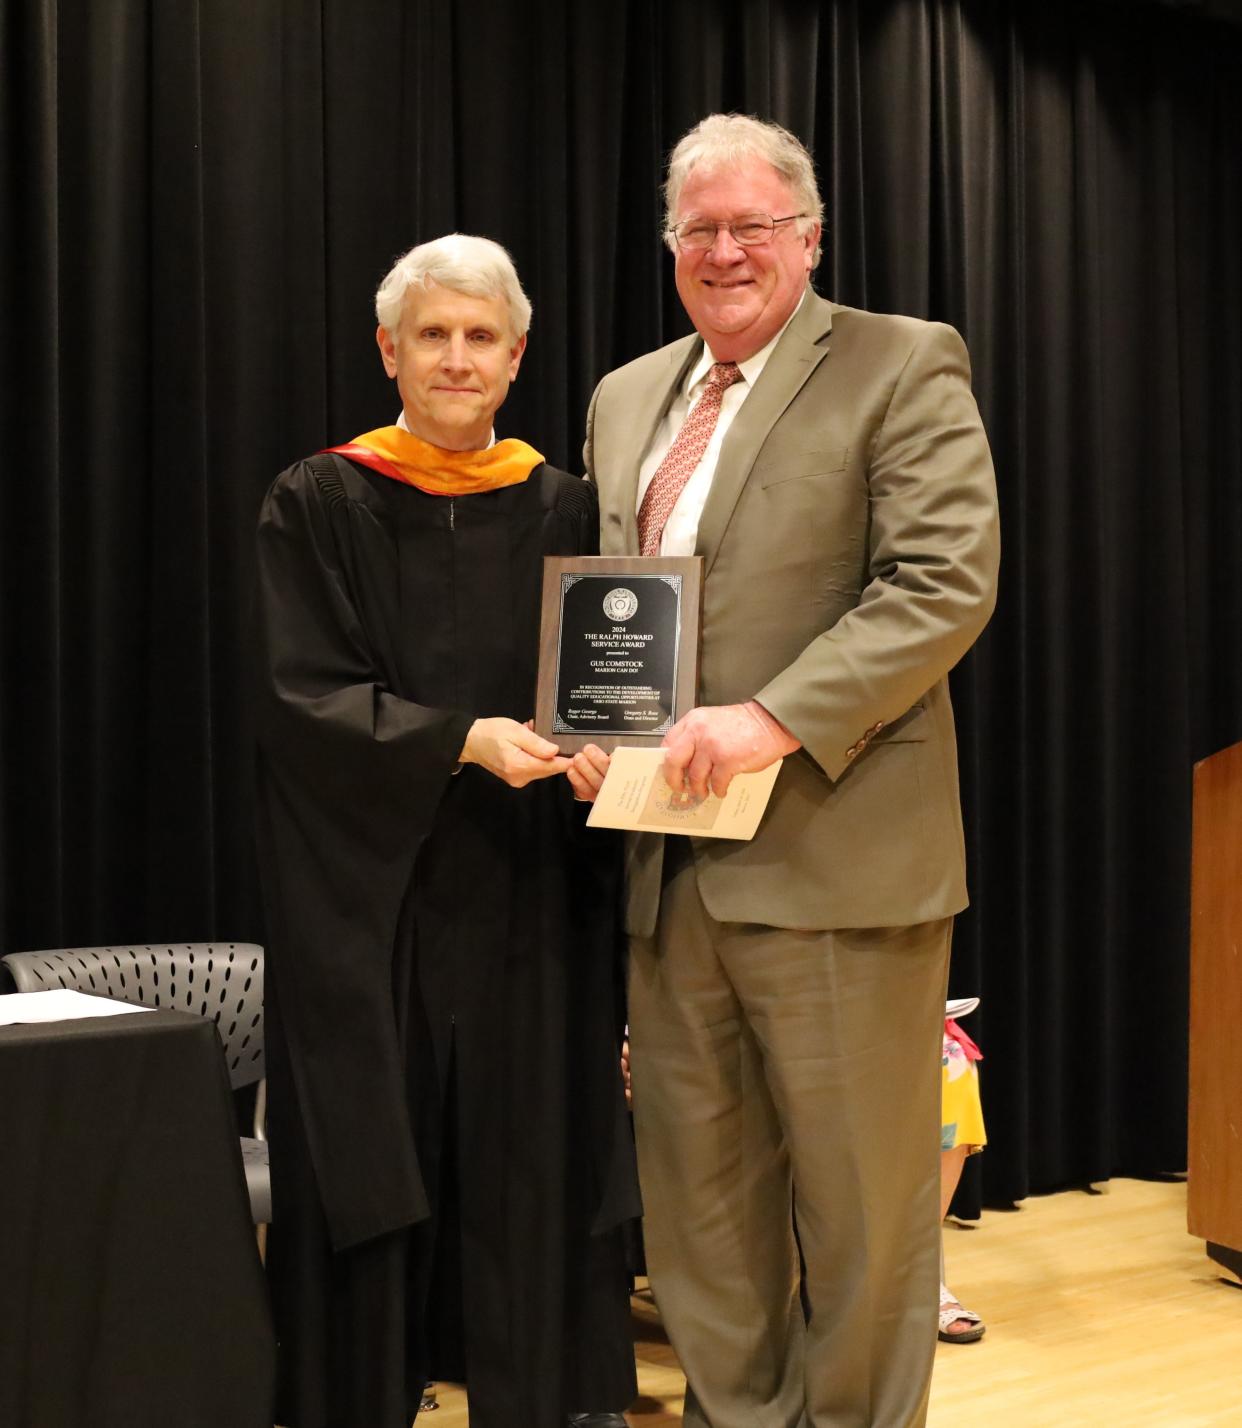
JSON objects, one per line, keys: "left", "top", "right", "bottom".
{"left": 568, "top": 115, "right": 999, "bottom": 1428}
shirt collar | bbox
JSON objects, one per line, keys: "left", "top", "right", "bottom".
{"left": 395, "top": 409, "right": 496, "bottom": 449}
{"left": 683, "top": 289, "right": 808, "bottom": 398}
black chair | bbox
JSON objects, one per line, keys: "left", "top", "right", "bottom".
{"left": 0, "top": 942, "right": 270, "bottom": 1226}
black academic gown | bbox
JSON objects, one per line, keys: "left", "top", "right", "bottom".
{"left": 253, "top": 453, "right": 640, "bottom": 1428}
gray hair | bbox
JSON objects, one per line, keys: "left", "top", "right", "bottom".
{"left": 375, "top": 234, "right": 532, "bottom": 339}
{"left": 663, "top": 113, "right": 824, "bottom": 266}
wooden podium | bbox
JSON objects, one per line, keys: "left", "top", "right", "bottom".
{"left": 1189, "top": 739, "right": 1242, "bottom": 1281}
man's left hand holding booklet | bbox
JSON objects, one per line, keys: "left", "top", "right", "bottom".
{"left": 585, "top": 746, "right": 782, "bottom": 840}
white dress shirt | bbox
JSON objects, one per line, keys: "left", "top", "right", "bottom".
{"left": 635, "top": 296, "right": 804, "bottom": 556}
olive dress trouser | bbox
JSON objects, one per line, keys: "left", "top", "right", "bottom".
{"left": 628, "top": 843, "right": 952, "bottom": 1428}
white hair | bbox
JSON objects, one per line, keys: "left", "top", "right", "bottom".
{"left": 663, "top": 113, "right": 824, "bottom": 266}
{"left": 375, "top": 234, "right": 532, "bottom": 338}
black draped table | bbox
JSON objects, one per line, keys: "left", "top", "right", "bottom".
{"left": 0, "top": 1006, "right": 275, "bottom": 1428}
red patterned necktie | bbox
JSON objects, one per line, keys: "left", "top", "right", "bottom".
{"left": 637, "top": 361, "right": 744, "bottom": 556}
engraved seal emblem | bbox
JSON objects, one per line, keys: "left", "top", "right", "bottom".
{"left": 602, "top": 587, "right": 639, "bottom": 622}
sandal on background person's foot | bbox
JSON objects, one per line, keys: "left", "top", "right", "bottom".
{"left": 939, "top": 1282, "right": 986, "bottom": 1343}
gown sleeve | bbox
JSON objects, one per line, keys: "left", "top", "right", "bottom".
{"left": 254, "top": 461, "right": 474, "bottom": 1250}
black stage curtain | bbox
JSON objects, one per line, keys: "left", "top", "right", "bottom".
{"left": 3, "top": 0, "right": 1240, "bottom": 1210}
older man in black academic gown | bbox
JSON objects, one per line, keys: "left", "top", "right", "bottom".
{"left": 254, "top": 234, "right": 638, "bottom": 1428}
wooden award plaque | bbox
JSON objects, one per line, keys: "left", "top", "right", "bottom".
{"left": 534, "top": 556, "right": 703, "bottom": 754}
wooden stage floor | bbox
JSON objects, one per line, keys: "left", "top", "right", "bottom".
{"left": 423, "top": 1178, "right": 1241, "bottom": 1425}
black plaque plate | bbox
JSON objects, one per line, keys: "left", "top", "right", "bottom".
{"left": 535, "top": 556, "right": 703, "bottom": 753}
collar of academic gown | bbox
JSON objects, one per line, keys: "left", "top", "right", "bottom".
{"left": 324, "top": 421, "right": 543, "bottom": 496}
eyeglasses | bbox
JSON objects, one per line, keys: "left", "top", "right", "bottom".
{"left": 668, "top": 213, "right": 808, "bottom": 251}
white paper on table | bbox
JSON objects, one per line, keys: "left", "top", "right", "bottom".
{"left": 586, "top": 747, "right": 782, "bottom": 840}
{"left": 0, "top": 988, "right": 153, "bottom": 1025}
{"left": 945, "top": 997, "right": 980, "bottom": 1019}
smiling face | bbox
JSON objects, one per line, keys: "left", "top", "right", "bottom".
{"left": 672, "top": 156, "right": 820, "bottom": 363}
{"left": 377, "top": 283, "right": 526, "bottom": 451}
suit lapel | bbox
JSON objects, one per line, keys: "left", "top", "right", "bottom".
{"left": 609, "top": 337, "right": 700, "bottom": 553}
{"left": 696, "top": 293, "right": 836, "bottom": 576}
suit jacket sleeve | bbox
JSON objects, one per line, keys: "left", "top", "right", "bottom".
{"left": 754, "top": 320, "right": 999, "bottom": 782}
{"left": 583, "top": 382, "right": 602, "bottom": 487}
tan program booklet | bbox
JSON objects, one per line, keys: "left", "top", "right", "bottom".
{"left": 586, "top": 747, "right": 782, "bottom": 840}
